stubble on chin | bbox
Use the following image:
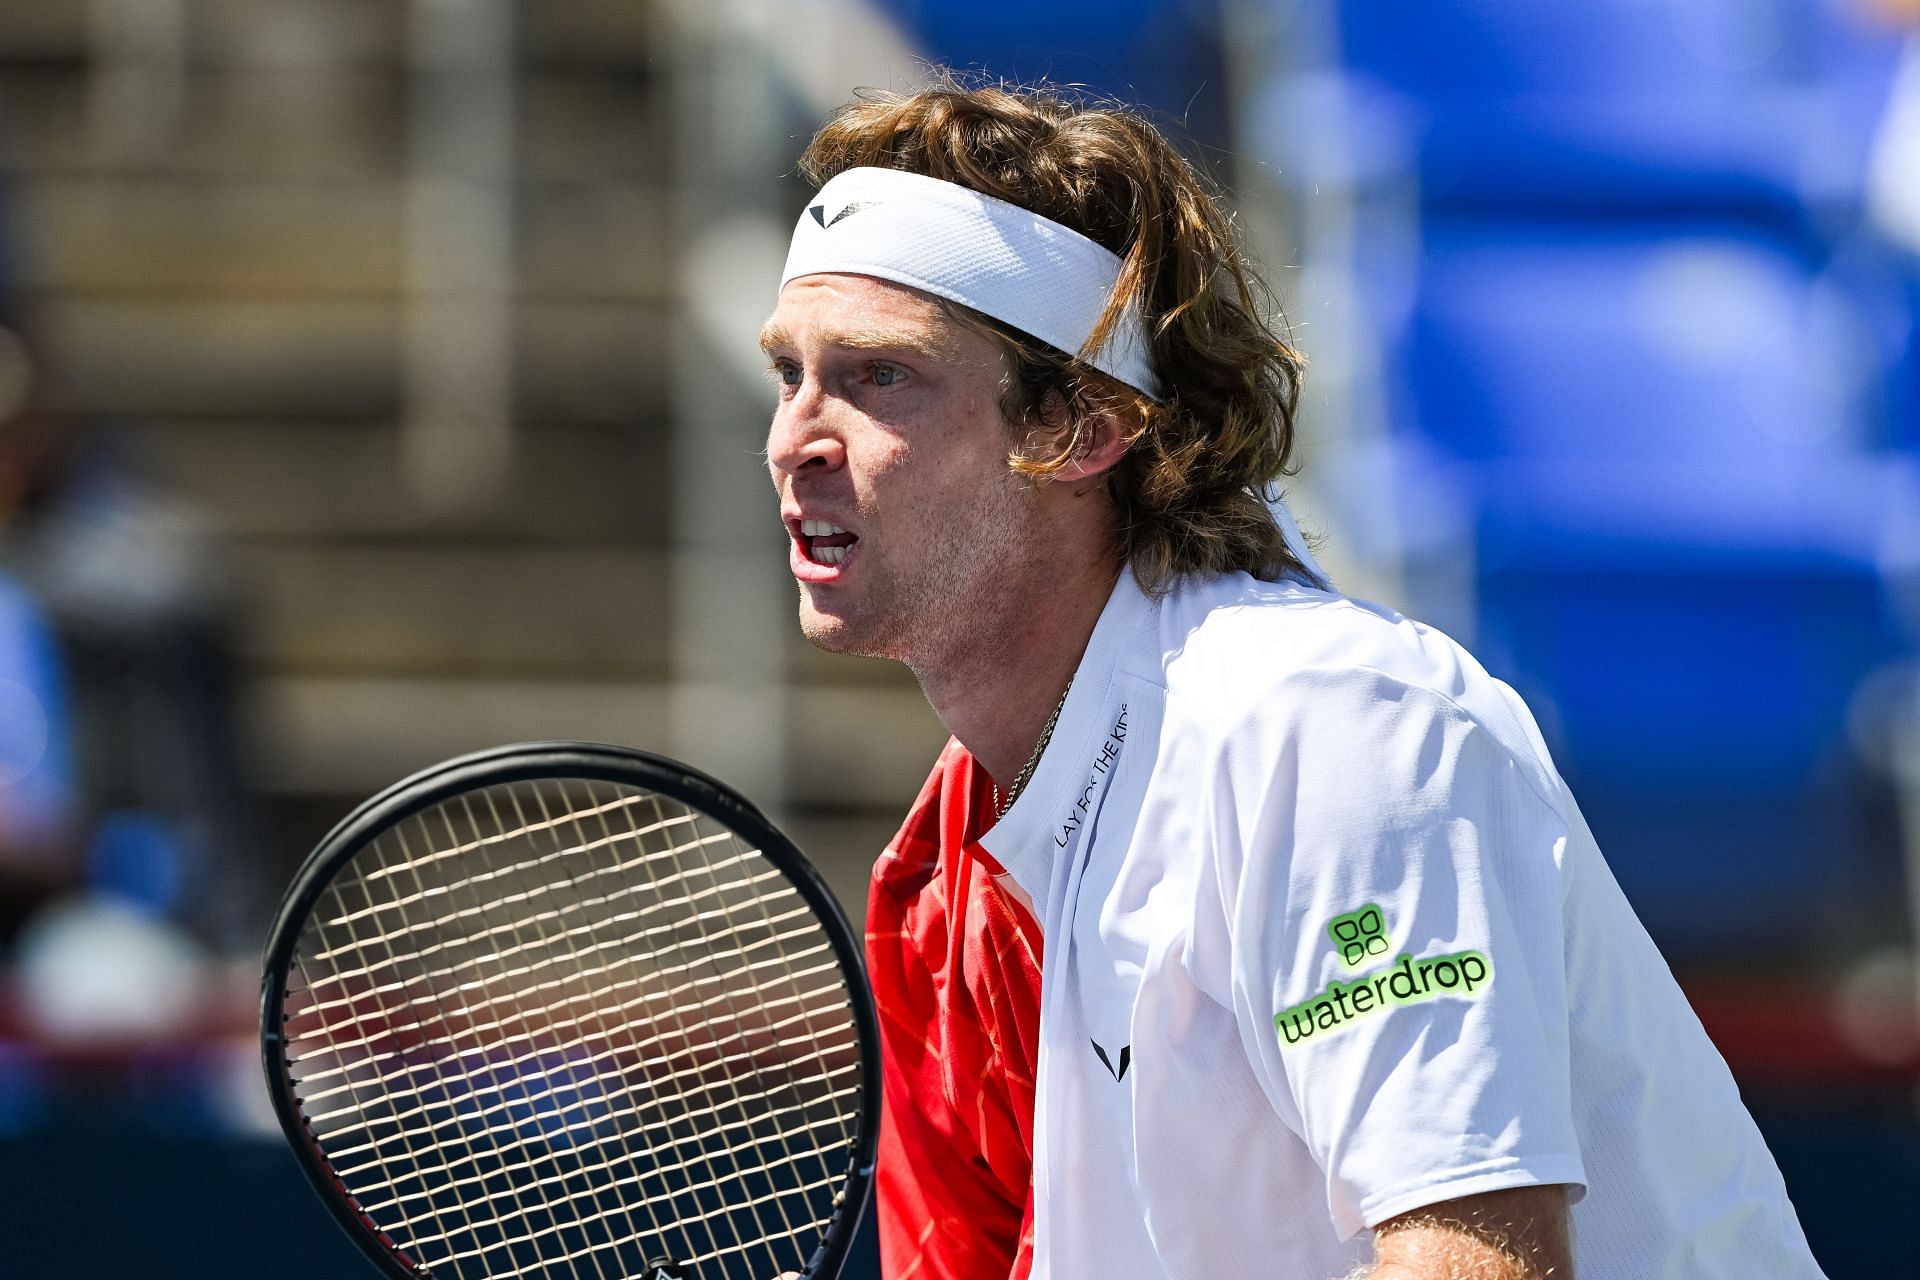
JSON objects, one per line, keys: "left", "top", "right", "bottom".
{"left": 794, "top": 588, "right": 900, "bottom": 664}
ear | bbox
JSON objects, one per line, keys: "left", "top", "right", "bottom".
{"left": 1046, "top": 398, "right": 1133, "bottom": 486}
{"left": 1029, "top": 387, "right": 1128, "bottom": 483}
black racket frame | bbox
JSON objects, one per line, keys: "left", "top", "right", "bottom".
{"left": 260, "top": 741, "right": 881, "bottom": 1280}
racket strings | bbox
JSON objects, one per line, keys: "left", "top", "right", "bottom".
{"left": 350, "top": 791, "right": 685, "bottom": 888}
{"left": 329, "top": 1095, "right": 858, "bottom": 1225}
{"left": 299, "top": 863, "right": 816, "bottom": 1027}
{"left": 294, "top": 936, "right": 848, "bottom": 1112}
{"left": 281, "top": 778, "right": 865, "bottom": 1280}
{"left": 435, "top": 788, "right": 641, "bottom": 1280}
{"left": 509, "top": 782, "right": 843, "bottom": 1275}
{"left": 618, "top": 782, "right": 861, "bottom": 1212}
{"left": 582, "top": 780, "right": 855, "bottom": 1265}
{"left": 526, "top": 779, "right": 766, "bottom": 1270}
{"left": 587, "top": 783, "right": 835, "bottom": 1264}
{"left": 401, "top": 796, "right": 628, "bottom": 1280}
{"left": 309, "top": 821, "right": 737, "bottom": 962}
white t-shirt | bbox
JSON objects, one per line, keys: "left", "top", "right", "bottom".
{"left": 978, "top": 568, "right": 1825, "bottom": 1279}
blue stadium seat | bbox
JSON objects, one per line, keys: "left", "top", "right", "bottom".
{"left": 1328, "top": 0, "right": 1901, "bottom": 223}
{"left": 1390, "top": 221, "right": 1865, "bottom": 464}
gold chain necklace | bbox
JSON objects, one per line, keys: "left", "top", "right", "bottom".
{"left": 992, "top": 679, "right": 1072, "bottom": 819}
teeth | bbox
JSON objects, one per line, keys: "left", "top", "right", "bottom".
{"left": 814, "top": 545, "right": 847, "bottom": 565}
{"left": 800, "top": 519, "right": 847, "bottom": 537}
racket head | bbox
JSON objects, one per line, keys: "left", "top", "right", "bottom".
{"left": 260, "top": 742, "right": 879, "bottom": 1280}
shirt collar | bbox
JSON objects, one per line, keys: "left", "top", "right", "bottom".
{"left": 978, "top": 568, "right": 1157, "bottom": 896}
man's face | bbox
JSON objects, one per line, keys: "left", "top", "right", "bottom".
{"left": 762, "top": 273, "right": 1045, "bottom": 670}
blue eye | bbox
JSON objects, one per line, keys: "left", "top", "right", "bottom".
{"left": 872, "top": 364, "right": 901, "bottom": 387}
{"left": 770, "top": 361, "right": 800, "bottom": 387}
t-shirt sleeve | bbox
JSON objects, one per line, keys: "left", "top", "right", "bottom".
{"left": 1217, "top": 667, "right": 1589, "bottom": 1239}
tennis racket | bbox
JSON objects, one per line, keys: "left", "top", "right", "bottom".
{"left": 260, "top": 742, "right": 878, "bottom": 1280}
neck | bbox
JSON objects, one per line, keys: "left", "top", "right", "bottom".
{"left": 913, "top": 547, "right": 1122, "bottom": 795}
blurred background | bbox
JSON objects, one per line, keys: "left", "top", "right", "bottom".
{"left": 0, "top": 0, "right": 1916, "bottom": 1274}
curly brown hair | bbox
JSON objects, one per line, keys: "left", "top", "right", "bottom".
{"left": 797, "top": 78, "right": 1312, "bottom": 593}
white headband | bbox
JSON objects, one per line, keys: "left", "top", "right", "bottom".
{"left": 780, "top": 166, "right": 1162, "bottom": 399}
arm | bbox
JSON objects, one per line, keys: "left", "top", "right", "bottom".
{"left": 1362, "top": 1185, "right": 1574, "bottom": 1280}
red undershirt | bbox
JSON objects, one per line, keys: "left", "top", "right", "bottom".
{"left": 864, "top": 738, "right": 1042, "bottom": 1280}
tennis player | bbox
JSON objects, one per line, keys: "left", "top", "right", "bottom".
{"left": 762, "top": 81, "right": 1827, "bottom": 1279}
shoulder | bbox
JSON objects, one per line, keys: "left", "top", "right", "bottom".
{"left": 1147, "top": 571, "right": 1471, "bottom": 699}
{"left": 1144, "top": 571, "right": 1482, "bottom": 729}
{"left": 1141, "top": 572, "right": 1565, "bottom": 814}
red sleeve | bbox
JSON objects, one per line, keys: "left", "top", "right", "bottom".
{"left": 864, "top": 740, "right": 1041, "bottom": 1280}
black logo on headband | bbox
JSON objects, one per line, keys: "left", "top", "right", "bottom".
{"left": 808, "top": 200, "right": 879, "bottom": 228}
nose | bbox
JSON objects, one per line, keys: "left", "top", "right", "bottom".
{"left": 767, "top": 375, "right": 846, "bottom": 478}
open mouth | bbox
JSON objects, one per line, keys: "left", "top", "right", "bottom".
{"left": 796, "top": 518, "right": 859, "bottom": 567}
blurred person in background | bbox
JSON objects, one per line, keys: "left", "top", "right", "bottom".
{"left": 0, "top": 226, "right": 83, "bottom": 949}
{"left": 764, "top": 80, "right": 1827, "bottom": 1279}
{"left": 0, "top": 349, "right": 261, "bottom": 951}
{"left": 0, "top": 516, "right": 76, "bottom": 946}
{"left": 0, "top": 165, "right": 262, "bottom": 1037}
